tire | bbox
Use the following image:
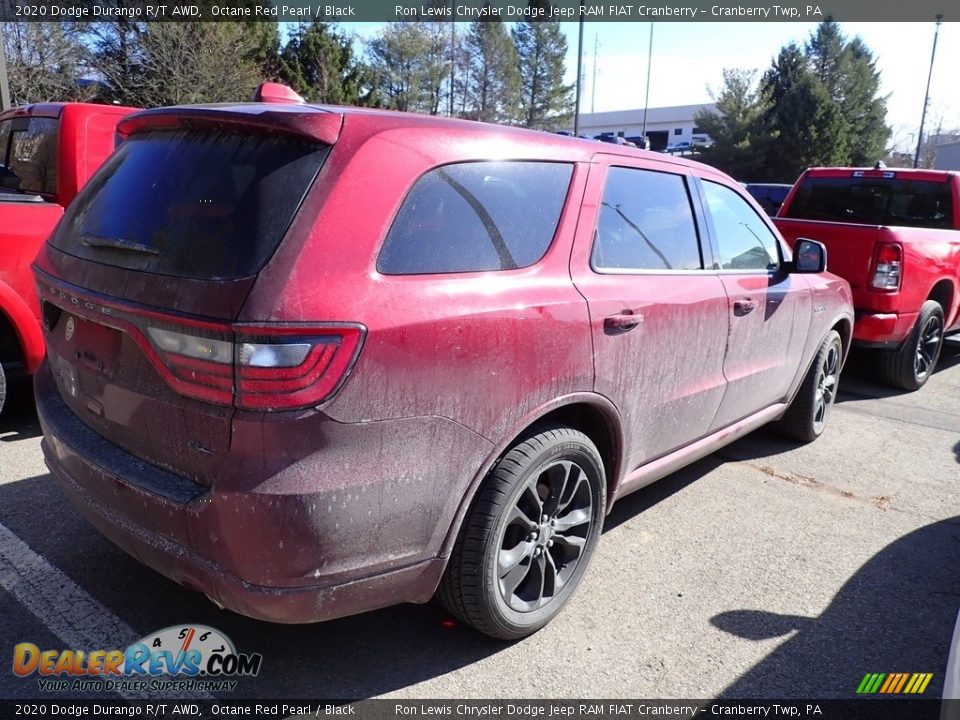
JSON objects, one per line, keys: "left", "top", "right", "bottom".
{"left": 437, "top": 426, "right": 606, "bottom": 640}
{"left": 0, "top": 362, "right": 5, "bottom": 416}
{"left": 878, "top": 300, "right": 945, "bottom": 391}
{"left": 778, "top": 330, "right": 842, "bottom": 443}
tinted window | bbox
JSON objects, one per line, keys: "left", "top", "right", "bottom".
{"left": 2, "top": 117, "right": 58, "bottom": 195}
{"left": 50, "top": 129, "right": 329, "bottom": 280}
{"left": 377, "top": 161, "right": 573, "bottom": 275}
{"left": 703, "top": 181, "right": 780, "bottom": 271}
{"left": 592, "top": 167, "right": 701, "bottom": 271}
{"left": 785, "top": 175, "right": 953, "bottom": 229}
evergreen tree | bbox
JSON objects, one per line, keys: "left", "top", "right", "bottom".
{"left": 694, "top": 70, "right": 773, "bottom": 180}
{"left": 463, "top": 14, "right": 521, "bottom": 124}
{"left": 279, "top": 22, "right": 373, "bottom": 105}
{"left": 512, "top": 1, "right": 573, "bottom": 131}
{"left": 805, "top": 21, "right": 890, "bottom": 165}
{"left": 762, "top": 44, "right": 847, "bottom": 182}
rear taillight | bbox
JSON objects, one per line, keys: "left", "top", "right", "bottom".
{"left": 870, "top": 244, "right": 902, "bottom": 291}
{"left": 235, "top": 327, "right": 362, "bottom": 410}
{"left": 142, "top": 323, "right": 364, "bottom": 410}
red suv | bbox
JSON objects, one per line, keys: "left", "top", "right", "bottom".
{"left": 34, "top": 89, "right": 854, "bottom": 639}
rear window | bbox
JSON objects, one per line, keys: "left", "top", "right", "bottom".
{"left": 785, "top": 175, "right": 954, "bottom": 229}
{"left": 0, "top": 116, "right": 59, "bottom": 195}
{"left": 377, "top": 161, "right": 573, "bottom": 275}
{"left": 50, "top": 129, "right": 329, "bottom": 280}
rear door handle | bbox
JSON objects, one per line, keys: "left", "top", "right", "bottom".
{"left": 604, "top": 311, "right": 642, "bottom": 331}
{"left": 733, "top": 299, "right": 758, "bottom": 316}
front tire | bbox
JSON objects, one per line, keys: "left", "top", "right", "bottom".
{"left": 778, "top": 330, "right": 842, "bottom": 443}
{"left": 878, "top": 300, "right": 944, "bottom": 391}
{"left": 437, "top": 426, "right": 606, "bottom": 640}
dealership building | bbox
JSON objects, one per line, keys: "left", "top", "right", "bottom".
{"left": 576, "top": 103, "right": 717, "bottom": 150}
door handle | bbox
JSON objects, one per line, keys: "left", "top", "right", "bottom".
{"left": 733, "top": 298, "right": 758, "bottom": 316}
{"left": 604, "top": 311, "right": 642, "bottom": 331}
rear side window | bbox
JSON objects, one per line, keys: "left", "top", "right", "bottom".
{"left": 592, "top": 166, "right": 702, "bottom": 271}
{"left": 377, "top": 161, "right": 573, "bottom": 275}
{"left": 785, "top": 175, "right": 954, "bottom": 229}
{"left": 0, "top": 117, "right": 58, "bottom": 195}
{"left": 50, "top": 129, "right": 329, "bottom": 280}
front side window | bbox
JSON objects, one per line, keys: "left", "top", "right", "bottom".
{"left": 592, "top": 166, "right": 702, "bottom": 272}
{"left": 1, "top": 117, "right": 58, "bottom": 195}
{"left": 377, "top": 161, "right": 573, "bottom": 275}
{"left": 702, "top": 180, "right": 780, "bottom": 271}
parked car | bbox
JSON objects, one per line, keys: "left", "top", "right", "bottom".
{"left": 775, "top": 166, "right": 960, "bottom": 390}
{"left": 744, "top": 182, "right": 794, "bottom": 216}
{"left": 664, "top": 140, "right": 694, "bottom": 154}
{"left": 594, "top": 133, "right": 637, "bottom": 147}
{"left": 0, "top": 102, "right": 137, "bottom": 414}
{"left": 33, "top": 84, "right": 853, "bottom": 640}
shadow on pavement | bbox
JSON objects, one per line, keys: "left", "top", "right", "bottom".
{"left": 0, "top": 378, "right": 41, "bottom": 442}
{"left": 712, "top": 516, "right": 960, "bottom": 698}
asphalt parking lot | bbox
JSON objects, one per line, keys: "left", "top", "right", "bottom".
{"left": 1, "top": 340, "right": 958, "bottom": 701}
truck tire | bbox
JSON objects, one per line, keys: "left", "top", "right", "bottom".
{"left": 878, "top": 300, "right": 944, "bottom": 391}
{"left": 778, "top": 330, "right": 842, "bottom": 443}
{"left": 0, "top": 362, "right": 5, "bottom": 416}
{"left": 437, "top": 426, "right": 606, "bottom": 640}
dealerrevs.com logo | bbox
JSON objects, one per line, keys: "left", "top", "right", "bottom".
{"left": 13, "top": 625, "right": 262, "bottom": 693}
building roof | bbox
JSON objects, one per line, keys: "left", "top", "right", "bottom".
{"left": 578, "top": 104, "right": 716, "bottom": 126}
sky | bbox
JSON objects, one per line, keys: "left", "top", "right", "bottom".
{"left": 341, "top": 20, "right": 956, "bottom": 152}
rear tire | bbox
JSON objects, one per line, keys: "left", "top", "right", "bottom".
{"left": 878, "top": 300, "right": 944, "bottom": 391}
{"left": 437, "top": 426, "right": 606, "bottom": 640}
{"left": 778, "top": 330, "right": 842, "bottom": 443}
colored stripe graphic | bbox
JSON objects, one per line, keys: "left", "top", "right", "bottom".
{"left": 857, "top": 672, "right": 932, "bottom": 694}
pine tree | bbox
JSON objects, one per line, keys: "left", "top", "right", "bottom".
{"left": 512, "top": 1, "right": 573, "bottom": 131}
{"left": 805, "top": 21, "right": 889, "bottom": 166}
{"left": 694, "top": 70, "right": 773, "bottom": 180}
{"left": 463, "top": 14, "right": 521, "bottom": 124}
{"left": 762, "top": 44, "right": 847, "bottom": 182}
{"left": 279, "top": 22, "right": 373, "bottom": 105}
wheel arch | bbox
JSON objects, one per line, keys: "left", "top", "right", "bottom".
{"left": 438, "top": 393, "right": 625, "bottom": 561}
{"left": 928, "top": 278, "right": 955, "bottom": 327}
{"left": 0, "top": 281, "right": 44, "bottom": 375}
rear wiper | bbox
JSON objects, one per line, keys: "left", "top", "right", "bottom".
{"left": 79, "top": 235, "right": 161, "bottom": 256}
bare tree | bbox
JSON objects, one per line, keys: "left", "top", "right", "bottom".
{"left": 1, "top": 22, "right": 92, "bottom": 104}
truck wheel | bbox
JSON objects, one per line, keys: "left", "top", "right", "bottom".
{"left": 778, "top": 330, "right": 842, "bottom": 443}
{"left": 437, "top": 426, "right": 606, "bottom": 640}
{"left": 0, "top": 362, "right": 5, "bottom": 416}
{"left": 878, "top": 300, "right": 944, "bottom": 391}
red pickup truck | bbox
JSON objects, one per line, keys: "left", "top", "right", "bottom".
{"left": 775, "top": 167, "right": 960, "bottom": 391}
{"left": 0, "top": 102, "right": 136, "bottom": 414}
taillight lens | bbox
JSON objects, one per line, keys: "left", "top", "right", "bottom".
{"left": 871, "top": 244, "right": 902, "bottom": 291}
{"left": 235, "top": 327, "right": 363, "bottom": 410}
{"left": 143, "top": 323, "right": 364, "bottom": 410}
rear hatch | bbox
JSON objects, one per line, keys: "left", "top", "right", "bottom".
{"left": 35, "top": 105, "right": 343, "bottom": 485}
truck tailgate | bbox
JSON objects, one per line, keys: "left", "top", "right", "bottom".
{"left": 774, "top": 217, "right": 881, "bottom": 295}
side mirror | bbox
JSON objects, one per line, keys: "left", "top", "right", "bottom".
{"left": 792, "top": 238, "right": 827, "bottom": 273}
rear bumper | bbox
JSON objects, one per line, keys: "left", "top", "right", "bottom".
{"left": 853, "top": 309, "right": 918, "bottom": 348}
{"left": 34, "top": 362, "right": 488, "bottom": 623}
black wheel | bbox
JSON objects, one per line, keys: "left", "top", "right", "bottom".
{"left": 778, "top": 330, "right": 842, "bottom": 443}
{"left": 437, "top": 426, "right": 606, "bottom": 640}
{"left": 878, "top": 300, "right": 944, "bottom": 391}
{"left": 0, "top": 362, "right": 6, "bottom": 417}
